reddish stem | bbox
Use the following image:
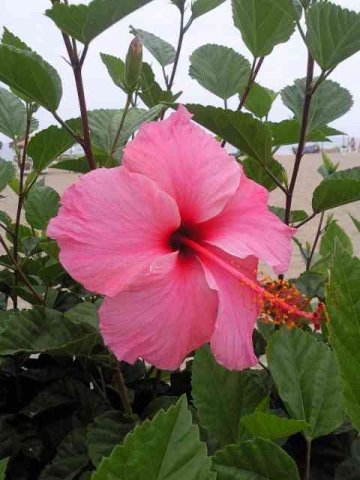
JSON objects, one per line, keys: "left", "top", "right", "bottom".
{"left": 238, "top": 56, "right": 264, "bottom": 111}
{"left": 284, "top": 52, "right": 314, "bottom": 225}
{"left": 168, "top": 5, "right": 185, "bottom": 91}
{"left": 221, "top": 56, "right": 264, "bottom": 149}
{"left": 73, "top": 60, "right": 96, "bottom": 170}
{"left": 0, "top": 234, "right": 43, "bottom": 304}
{"left": 306, "top": 212, "right": 325, "bottom": 271}
{"left": 59, "top": 19, "right": 96, "bottom": 170}
{"left": 13, "top": 106, "right": 32, "bottom": 308}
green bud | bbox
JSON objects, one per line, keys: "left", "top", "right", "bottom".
{"left": 124, "top": 36, "right": 143, "bottom": 93}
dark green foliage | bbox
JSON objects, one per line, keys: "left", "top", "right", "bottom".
{"left": 45, "top": 0, "right": 154, "bottom": 44}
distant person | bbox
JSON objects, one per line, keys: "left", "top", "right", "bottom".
{"left": 350, "top": 137, "right": 356, "bottom": 152}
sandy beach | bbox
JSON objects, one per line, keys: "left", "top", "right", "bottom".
{"left": 1, "top": 152, "right": 359, "bottom": 278}
{"left": 270, "top": 152, "right": 359, "bottom": 275}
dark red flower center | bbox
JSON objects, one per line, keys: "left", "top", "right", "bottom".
{"left": 169, "top": 224, "right": 202, "bottom": 253}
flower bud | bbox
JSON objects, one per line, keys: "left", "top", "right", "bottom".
{"left": 124, "top": 36, "right": 143, "bottom": 93}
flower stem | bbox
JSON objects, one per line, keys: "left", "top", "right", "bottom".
{"left": 304, "top": 438, "right": 312, "bottom": 480}
{"left": 284, "top": 51, "right": 314, "bottom": 225}
{"left": 306, "top": 212, "right": 325, "bottom": 271}
{"left": 72, "top": 52, "right": 96, "bottom": 170}
{"left": 220, "top": 55, "right": 264, "bottom": 148}
{"left": 13, "top": 104, "right": 33, "bottom": 308}
{"left": 238, "top": 56, "right": 264, "bottom": 111}
{"left": 110, "top": 94, "right": 132, "bottom": 157}
{"left": 295, "top": 212, "right": 317, "bottom": 229}
{"left": 220, "top": 58, "right": 285, "bottom": 193}
{"left": 58, "top": 18, "right": 96, "bottom": 170}
{"left": 113, "top": 361, "right": 133, "bottom": 417}
{"left": 0, "top": 234, "right": 43, "bottom": 304}
{"left": 52, "top": 111, "right": 83, "bottom": 144}
{"left": 168, "top": 5, "right": 185, "bottom": 91}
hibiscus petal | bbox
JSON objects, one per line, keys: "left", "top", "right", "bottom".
{"left": 199, "top": 249, "right": 259, "bottom": 370}
{"left": 199, "top": 170, "right": 295, "bottom": 274}
{"left": 47, "top": 167, "right": 180, "bottom": 296}
{"left": 123, "top": 105, "right": 240, "bottom": 224}
{"left": 99, "top": 252, "right": 218, "bottom": 370}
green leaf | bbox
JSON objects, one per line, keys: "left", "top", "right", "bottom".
{"left": 46, "top": 0, "right": 153, "bottom": 44}
{"left": 267, "top": 328, "right": 343, "bottom": 439}
{"left": 130, "top": 27, "right": 175, "bottom": 67}
{"left": 292, "top": 0, "right": 303, "bottom": 17}
{"left": 2, "top": 27, "right": 31, "bottom": 51}
{"left": 0, "top": 307, "right": 101, "bottom": 357}
{"left": 239, "top": 412, "right": 308, "bottom": 440}
{"left": 186, "top": 104, "right": 272, "bottom": 164}
{"left": 350, "top": 215, "right": 360, "bottom": 233}
{"left": 55, "top": 148, "right": 118, "bottom": 172}
{"left": 92, "top": 396, "right": 215, "bottom": 480}
{"left": 114, "top": 106, "right": 162, "bottom": 146}
{"left": 170, "top": 0, "right": 186, "bottom": 10}
{"left": 39, "top": 428, "right": 89, "bottom": 480}
{"left": 142, "top": 396, "right": 179, "bottom": 419}
{"left": 232, "top": 0, "right": 297, "bottom": 56}
{"left": 269, "top": 119, "right": 342, "bottom": 146}
{"left": 22, "top": 376, "right": 106, "bottom": 419}
{"left": 312, "top": 167, "right": 360, "bottom": 212}
{"left": 243, "top": 83, "right": 277, "bottom": 118}
{"left": 100, "top": 53, "right": 125, "bottom": 89}
{"left": 242, "top": 156, "right": 285, "bottom": 191}
{"left": 1, "top": 29, "right": 41, "bottom": 106}
{"left": 0, "top": 44, "right": 62, "bottom": 111}
{"left": 65, "top": 302, "right": 99, "bottom": 330}
{"left": 191, "top": 0, "right": 227, "bottom": 20}
{"left": 52, "top": 157, "right": 91, "bottom": 173}
{"left": 306, "top": 2, "right": 360, "bottom": 71}
{"left": 327, "top": 246, "right": 360, "bottom": 431}
{"left": 0, "top": 211, "right": 11, "bottom": 227}
{"left": 318, "top": 152, "right": 340, "bottom": 178}
{"left": 0, "top": 87, "right": 37, "bottom": 140}
{"left": 281, "top": 78, "right": 353, "bottom": 132}
{"left": 87, "top": 411, "right": 135, "bottom": 467}
{"left": 269, "top": 206, "right": 307, "bottom": 224}
{"left": 139, "top": 63, "right": 177, "bottom": 107}
{"left": 101, "top": 56, "right": 175, "bottom": 109}
{"left": 320, "top": 221, "right": 353, "bottom": 258}
{"left": 88, "top": 106, "right": 161, "bottom": 158}
{"left": 80, "top": 474, "right": 92, "bottom": 480}
{"left": 212, "top": 438, "right": 300, "bottom": 480}
{"left": 7, "top": 176, "right": 20, "bottom": 195}
{"left": 38, "top": 239, "right": 59, "bottom": 260}
{"left": 0, "top": 458, "right": 8, "bottom": 480}
{"left": 27, "top": 120, "right": 81, "bottom": 172}
{"left": 189, "top": 44, "right": 250, "bottom": 101}
{"left": 335, "top": 439, "right": 360, "bottom": 480}
{"left": 25, "top": 185, "right": 60, "bottom": 230}
{"left": 0, "top": 413, "right": 41, "bottom": 460}
{"left": 295, "top": 271, "right": 325, "bottom": 299}
{"left": 0, "top": 159, "right": 16, "bottom": 193}
{"left": 192, "top": 346, "right": 266, "bottom": 446}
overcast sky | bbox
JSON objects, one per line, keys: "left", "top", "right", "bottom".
{"left": 1, "top": 0, "right": 360, "bottom": 153}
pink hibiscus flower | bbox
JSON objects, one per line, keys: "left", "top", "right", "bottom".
{"left": 47, "top": 106, "right": 296, "bottom": 371}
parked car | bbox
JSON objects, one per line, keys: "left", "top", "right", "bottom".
{"left": 292, "top": 144, "right": 320, "bottom": 154}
